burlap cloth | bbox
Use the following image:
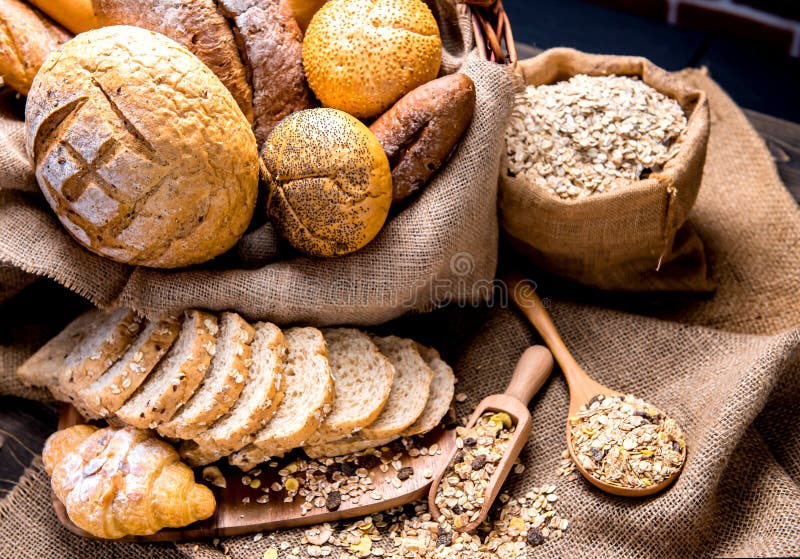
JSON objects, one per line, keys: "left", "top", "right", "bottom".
{"left": 2, "top": 18, "right": 800, "bottom": 559}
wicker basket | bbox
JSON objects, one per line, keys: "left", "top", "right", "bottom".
{"left": 465, "top": 0, "right": 517, "bottom": 64}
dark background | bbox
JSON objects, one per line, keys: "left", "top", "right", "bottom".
{"left": 505, "top": 0, "right": 800, "bottom": 123}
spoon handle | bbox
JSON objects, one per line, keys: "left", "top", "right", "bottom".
{"left": 504, "top": 346, "right": 554, "bottom": 405}
{"left": 508, "top": 277, "right": 588, "bottom": 385}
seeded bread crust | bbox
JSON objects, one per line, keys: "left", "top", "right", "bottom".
{"left": 79, "top": 317, "right": 181, "bottom": 420}
{"left": 400, "top": 344, "right": 455, "bottom": 437}
{"left": 228, "top": 327, "right": 334, "bottom": 471}
{"left": 16, "top": 309, "right": 101, "bottom": 400}
{"left": 179, "top": 322, "right": 287, "bottom": 466}
{"left": 115, "top": 310, "right": 217, "bottom": 429}
{"left": 305, "top": 328, "right": 394, "bottom": 445}
{"left": 159, "top": 313, "right": 258, "bottom": 441}
{"left": 304, "top": 435, "right": 397, "bottom": 459}
{"left": 358, "top": 336, "right": 433, "bottom": 440}
{"left": 57, "top": 307, "right": 144, "bottom": 408}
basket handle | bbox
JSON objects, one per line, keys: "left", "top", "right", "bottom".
{"left": 462, "top": 0, "right": 517, "bottom": 65}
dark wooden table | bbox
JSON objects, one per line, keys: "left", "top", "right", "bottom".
{"left": 2, "top": 87, "right": 799, "bottom": 502}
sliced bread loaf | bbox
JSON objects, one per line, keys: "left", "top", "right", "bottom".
{"left": 177, "top": 321, "right": 288, "bottom": 466}
{"left": 358, "top": 336, "right": 434, "bottom": 440}
{"left": 17, "top": 309, "right": 102, "bottom": 400}
{"left": 158, "top": 313, "right": 256, "bottom": 440}
{"left": 400, "top": 344, "right": 455, "bottom": 437}
{"left": 304, "top": 328, "right": 394, "bottom": 446}
{"left": 114, "top": 310, "right": 217, "bottom": 429}
{"left": 304, "top": 435, "right": 397, "bottom": 459}
{"left": 57, "top": 307, "right": 144, "bottom": 405}
{"left": 78, "top": 317, "right": 181, "bottom": 419}
{"left": 228, "top": 327, "right": 334, "bottom": 471}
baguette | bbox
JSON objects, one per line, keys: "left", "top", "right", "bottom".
{"left": 0, "top": 0, "right": 71, "bottom": 95}
{"left": 370, "top": 74, "right": 476, "bottom": 203}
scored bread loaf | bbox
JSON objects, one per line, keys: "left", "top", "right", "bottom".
{"left": 179, "top": 322, "right": 287, "bottom": 466}
{"left": 400, "top": 344, "right": 455, "bottom": 437}
{"left": 228, "top": 327, "right": 334, "bottom": 471}
{"left": 16, "top": 309, "right": 101, "bottom": 400}
{"left": 0, "top": 0, "right": 71, "bottom": 95}
{"left": 115, "top": 311, "right": 217, "bottom": 429}
{"left": 93, "top": 0, "right": 254, "bottom": 123}
{"left": 158, "top": 313, "right": 256, "bottom": 440}
{"left": 79, "top": 317, "right": 181, "bottom": 419}
{"left": 304, "top": 435, "right": 396, "bottom": 459}
{"left": 218, "top": 0, "right": 314, "bottom": 145}
{"left": 358, "top": 336, "right": 433, "bottom": 439}
{"left": 304, "top": 328, "right": 394, "bottom": 446}
{"left": 57, "top": 307, "right": 144, "bottom": 407}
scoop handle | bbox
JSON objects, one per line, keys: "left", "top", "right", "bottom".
{"left": 504, "top": 345, "right": 554, "bottom": 405}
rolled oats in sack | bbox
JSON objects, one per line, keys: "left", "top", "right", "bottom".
{"left": 500, "top": 48, "right": 713, "bottom": 292}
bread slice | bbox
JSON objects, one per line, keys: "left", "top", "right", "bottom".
{"left": 16, "top": 309, "right": 102, "bottom": 400}
{"left": 78, "top": 317, "right": 181, "bottom": 419}
{"left": 228, "top": 327, "right": 334, "bottom": 471}
{"left": 304, "top": 328, "right": 394, "bottom": 446}
{"left": 400, "top": 344, "right": 455, "bottom": 437}
{"left": 58, "top": 307, "right": 144, "bottom": 405}
{"left": 158, "top": 313, "right": 256, "bottom": 440}
{"left": 179, "top": 322, "right": 287, "bottom": 466}
{"left": 114, "top": 310, "right": 217, "bottom": 429}
{"left": 304, "top": 436, "right": 397, "bottom": 459}
{"left": 358, "top": 336, "right": 433, "bottom": 440}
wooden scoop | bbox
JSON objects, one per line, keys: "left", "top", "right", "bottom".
{"left": 509, "top": 277, "right": 685, "bottom": 497}
{"left": 428, "top": 345, "right": 554, "bottom": 531}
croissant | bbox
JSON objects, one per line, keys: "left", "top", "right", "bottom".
{"left": 43, "top": 425, "right": 216, "bottom": 538}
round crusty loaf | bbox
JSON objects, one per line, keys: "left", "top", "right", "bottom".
{"left": 263, "top": 108, "right": 392, "bottom": 257}
{"left": 302, "top": 0, "right": 441, "bottom": 118}
{"left": 25, "top": 25, "right": 258, "bottom": 268}
{"left": 93, "top": 0, "right": 254, "bottom": 123}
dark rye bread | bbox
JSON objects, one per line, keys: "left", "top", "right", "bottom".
{"left": 93, "top": 0, "right": 254, "bottom": 122}
{"left": 218, "top": 0, "right": 314, "bottom": 145}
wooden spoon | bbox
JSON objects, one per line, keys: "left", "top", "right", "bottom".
{"left": 428, "top": 345, "right": 554, "bottom": 532}
{"left": 509, "top": 277, "right": 685, "bottom": 497}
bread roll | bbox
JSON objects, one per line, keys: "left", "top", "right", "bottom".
{"left": 288, "top": 0, "right": 327, "bottom": 30}
{"left": 370, "top": 74, "right": 476, "bottom": 203}
{"left": 302, "top": 0, "right": 441, "bottom": 118}
{"left": 25, "top": 26, "right": 258, "bottom": 268}
{"left": 0, "top": 0, "right": 71, "bottom": 95}
{"left": 93, "top": 0, "right": 254, "bottom": 123}
{"left": 262, "top": 108, "right": 392, "bottom": 257}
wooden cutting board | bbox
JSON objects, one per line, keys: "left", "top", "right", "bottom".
{"left": 53, "top": 405, "right": 457, "bottom": 541}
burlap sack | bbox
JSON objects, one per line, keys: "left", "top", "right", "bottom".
{"left": 0, "top": 0, "right": 511, "bottom": 326}
{"left": 500, "top": 48, "right": 713, "bottom": 292}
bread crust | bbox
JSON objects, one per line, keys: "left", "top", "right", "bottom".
{"left": 370, "top": 74, "right": 476, "bottom": 203}
{"left": 218, "top": 0, "right": 314, "bottom": 145}
{"left": 93, "top": 0, "right": 254, "bottom": 122}
{"left": 0, "top": 0, "right": 71, "bottom": 95}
